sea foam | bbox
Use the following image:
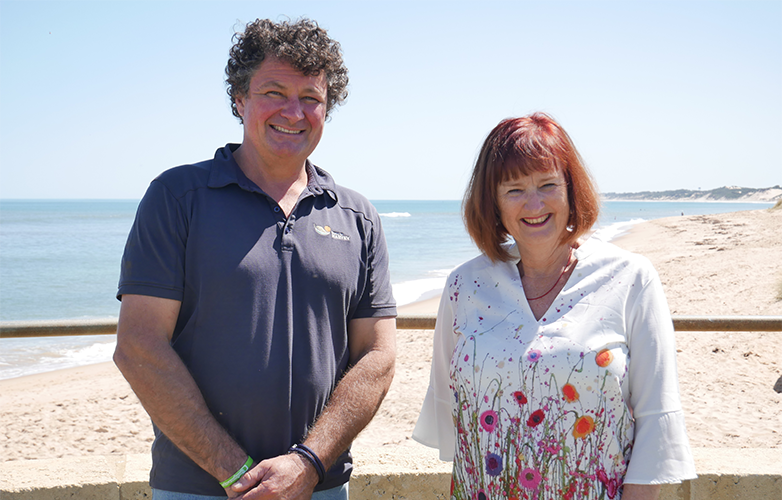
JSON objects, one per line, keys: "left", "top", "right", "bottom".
{"left": 379, "top": 212, "right": 412, "bottom": 218}
{"left": 592, "top": 219, "right": 645, "bottom": 242}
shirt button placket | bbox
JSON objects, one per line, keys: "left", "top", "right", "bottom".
{"left": 281, "top": 212, "right": 295, "bottom": 250}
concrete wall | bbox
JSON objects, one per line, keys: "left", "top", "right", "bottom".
{"left": 1, "top": 447, "right": 780, "bottom": 500}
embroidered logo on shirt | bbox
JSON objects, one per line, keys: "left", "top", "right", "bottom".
{"left": 313, "top": 224, "right": 350, "bottom": 241}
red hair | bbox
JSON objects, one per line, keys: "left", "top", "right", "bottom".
{"left": 463, "top": 113, "right": 600, "bottom": 262}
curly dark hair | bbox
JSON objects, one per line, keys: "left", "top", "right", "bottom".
{"left": 225, "top": 18, "right": 349, "bottom": 121}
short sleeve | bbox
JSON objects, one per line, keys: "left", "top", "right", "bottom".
{"left": 117, "top": 180, "right": 187, "bottom": 301}
{"left": 351, "top": 209, "right": 397, "bottom": 319}
{"left": 624, "top": 266, "right": 697, "bottom": 483}
{"left": 412, "top": 286, "right": 456, "bottom": 461}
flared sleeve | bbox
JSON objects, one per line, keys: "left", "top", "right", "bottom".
{"left": 624, "top": 264, "right": 697, "bottom": 483}
{"left": 412, "top": 286, "right": 457, "bottom": 461}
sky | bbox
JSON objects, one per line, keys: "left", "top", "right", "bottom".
{"left": 0, "top": 0, "right": 780, "bottom": 200}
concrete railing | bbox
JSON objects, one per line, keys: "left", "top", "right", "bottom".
{"left": 2, "top": 315, "right": 782, "bottom": 338}
{"left": 1, "top": 447, "right": 780, "bottom": 499}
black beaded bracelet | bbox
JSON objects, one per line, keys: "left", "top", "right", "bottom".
{"left": 288, "top": 443, "right": 326, "bottom": 484}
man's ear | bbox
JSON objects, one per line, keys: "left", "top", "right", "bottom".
{"left": 235, "top": 95, "right": 246, "bottom": 118}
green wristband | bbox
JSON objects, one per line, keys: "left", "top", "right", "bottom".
{"left": 219, "top": 455, "right": 253, "bottom": 488}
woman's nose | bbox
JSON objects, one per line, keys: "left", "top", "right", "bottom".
{"left": 524, "top": 190, "right": 545, "bottom": 210}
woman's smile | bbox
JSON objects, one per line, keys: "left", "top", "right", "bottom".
{"left": 521, "top": 214, "right": 552, "bottom": 226}
{"left": 497, "top": 168, "right": 570, "bottom": 254}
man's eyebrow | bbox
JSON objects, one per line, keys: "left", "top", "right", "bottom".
{"left": 254, "top": 80, "right": 286, "bottom": 90}
{"left": 253, "top": 80, "right": 325, "bottom": 95}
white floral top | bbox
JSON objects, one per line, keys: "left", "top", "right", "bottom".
{"left": 413, "top": 237, "right": 696, "bottom": 499}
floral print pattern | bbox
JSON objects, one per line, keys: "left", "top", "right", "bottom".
{"left": 449, "top": 297, "right": 634, "bottom": 499}
{"left": 414, "top": 238, "right": 697, "bottom": 498}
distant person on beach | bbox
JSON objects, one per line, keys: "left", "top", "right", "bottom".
{"left": 114, "top": 18, "right": 396, "bottom": 500}
{"left": 413, "top": 113, "right": 696, "bottom": 500}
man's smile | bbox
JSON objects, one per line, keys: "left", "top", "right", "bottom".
{"left": 270, "top": 124, "right": 303, "bottom": 135}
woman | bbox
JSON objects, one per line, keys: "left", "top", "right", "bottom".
{"left": 413, "top": 113, "right": 696, "bottom": 500}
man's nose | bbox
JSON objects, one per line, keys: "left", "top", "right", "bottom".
{"left": 280, "top": 97, "right": 305, "bottom": 121}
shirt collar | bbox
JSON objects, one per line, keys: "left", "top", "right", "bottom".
{"left": 207, "top": 144, "right": 337, "bottom": 201}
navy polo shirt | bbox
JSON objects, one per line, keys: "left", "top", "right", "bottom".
{"left": 118, "top": 144, "right": 396, "bottom": 495}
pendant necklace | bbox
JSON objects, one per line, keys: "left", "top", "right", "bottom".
{"left": 525, "top": 247, "right": 574, "bottom": 301}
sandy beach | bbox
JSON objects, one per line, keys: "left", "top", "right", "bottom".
{"left": 1, "top": 207, "right": 780, "bottom": 463}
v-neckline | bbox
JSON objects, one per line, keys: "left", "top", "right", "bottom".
{"left": 511, "top": 243, "right": 584, "bottom": 323}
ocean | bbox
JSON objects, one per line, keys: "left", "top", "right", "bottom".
{"left": 0, "top": 199, "right": 773, "bottom": 380}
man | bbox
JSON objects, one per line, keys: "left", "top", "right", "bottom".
{"left": 114, "top": 18, "right": 396, "bottom": 500}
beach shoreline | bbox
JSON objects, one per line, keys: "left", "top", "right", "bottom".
{"left": 601, "top": 198, "right": 778, "bottom": 203}
{"left": 1, "top": 207, "right": 780, "bottom": 463}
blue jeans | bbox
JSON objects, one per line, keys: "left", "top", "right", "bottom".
{"left": 152, "top": 482, "right": 349, "bottom": 500}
